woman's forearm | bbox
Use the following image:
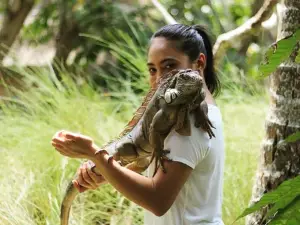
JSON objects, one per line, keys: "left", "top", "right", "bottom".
{"left": 90, "top": 151, "right": 162, "bottom": 216}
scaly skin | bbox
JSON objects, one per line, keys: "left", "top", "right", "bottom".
{"left": 147, "top": 69, "right": 210, "bottom": 175}
{"left": 60, "top": 69, "right": 215, "bottom": 225}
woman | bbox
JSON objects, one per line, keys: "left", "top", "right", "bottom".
{"left": 52, "top": 24, "right": 225, "bottom": 225}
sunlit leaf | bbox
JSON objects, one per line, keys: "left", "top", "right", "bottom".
{"left": 268, "top": 197, "right": 300, "bottom": 225}
{"left": 265, "top": 194, "right": 298, "bottom": 219}
{"left": 259, "top": 29, "right": 300, "bottom": 78}
{"left": 235, "top": 176, "right": 300, "bottom": 221}
{"left": 285, "top": 132, "right": 300, "bottom": 143}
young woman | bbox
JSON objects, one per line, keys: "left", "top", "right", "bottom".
{"left": 52, "top": 24, "right": 225, "bottom": 225}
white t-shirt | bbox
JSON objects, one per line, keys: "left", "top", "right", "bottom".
{"left": 144, "top": 104, "right": 225, "bottom": 225}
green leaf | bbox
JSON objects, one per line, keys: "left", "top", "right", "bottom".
{"left": 285, "top": 132, "right": 300, "bottom": 143}
{"left": 296, "top": 52, "right": 300, "bottom": 63}
{"left": 235, "top": 176, "right": 300, "bottom": 221}
{"left": 259, "top": 29, "right": 300, "bottom": 78}
{"left": 265, "top": 194, "right": 298, "bottom": 219}
{"left": 269, "top": 197, "right": 300, "bottom": 225}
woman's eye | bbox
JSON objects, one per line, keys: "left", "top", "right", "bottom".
{"left": 149, "top": 68, "right": 156, "bottom": 76}
{"left": 165, "top": 64, "right": 175, "bottom": 70}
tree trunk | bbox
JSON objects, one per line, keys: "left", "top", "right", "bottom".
{"left": 246, "top": 0, "right": 300, "bottom": 224}
{"left": 54, "top": 0, "right": 80, "bottom": 65}
{"left": 0, "top": 0, "right": 34, "bottom": 63}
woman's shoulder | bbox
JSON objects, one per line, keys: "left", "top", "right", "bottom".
{"left": 207, "top": 104, "right": 223, "bottom": 126}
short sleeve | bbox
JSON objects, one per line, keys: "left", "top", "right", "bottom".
{"left": 164, "top": 125, "right": 211, "bottom": 169}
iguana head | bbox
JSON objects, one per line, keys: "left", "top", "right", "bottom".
{"left": 176, "top": 69, "right": 203, "bottom": 92}
{"left": 160, "top": 69, "right": 204, "bottom": 105}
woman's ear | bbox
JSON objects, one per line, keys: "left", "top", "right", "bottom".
{"left": 196, "top": 53, "right": 206, "bottom": 71}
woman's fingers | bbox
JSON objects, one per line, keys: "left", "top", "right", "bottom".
{"left": 52, "top": 135, "right": 76, "bottom": 148}
{"left": 76, "top": 164, "right": 98, "bottom": 189}
{"left": 52, "top": 142, "right": 71, "bottom": 156}
{"left": 51, "top": 141, "right": 72, "bottom": 155}
{"left": 81, "top": 164, "right": 99, "bottom": 189}
{"left": 52, "top": 130, "right": 65, "bottom": 140}
{"left": 52, "top": 130, "right": 77, "bottom": 142}
{"left": 70, "top": 162, "right": 106, "bottom": 193}
{"left": 77, "top": 166, "right": 91, "bottom": 188}
{"left": 72, "top": 180, "right": 88, "bottom": 193}
{"left": 77, "top": 174, "right": 92, "bottom": 189}
{"left": 65, "top": 132, "right": 79, "bottom": 140}
{"left": 86, "top": 165, "right": 106, "bottom": 185}
{"left": 51, "top": 141, "right": 64, "bottom": 150}
{"left": 52, "top": 137, "right": 65, "bottom": 145}
{"left": 75, "top": 162, "right": 106, "bottom": 191}
{"left": 64, "top": 131, "right": 91, "bottom": 142}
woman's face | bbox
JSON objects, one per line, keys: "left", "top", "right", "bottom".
{"left": 147, "top": 37, "right": 204, "bottom": 88}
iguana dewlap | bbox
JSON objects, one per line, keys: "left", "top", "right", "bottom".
{"left": 60, "top": 69, "right": 215, "bottom": 225}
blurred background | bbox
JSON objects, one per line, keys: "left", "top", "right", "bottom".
{"left": 0, "top": 0, "right": 279, "bottom": 224}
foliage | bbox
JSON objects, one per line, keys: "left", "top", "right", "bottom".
{"left": 284, "top": 132, "right": 300, "bottom": 143}
{"left": 259, "top": 29, "right": 300, "bottom": 78}
{"left": 21, "top": 0, "right": 151, "bottom": 60}
{"left": 236, "top": 29, "right": 300, "bottom": 225}
{"left": 160, "top": 0, "right": 253, "bottom": 34}
{"left": 16, "top": 0, "right": 270, "bottom": 96}
{"left": 236, "top": 176, "right": 300, "bottom": 224}
{"left": 21, "top": 1, "right": 59, "bottom": 44}
{"left": 21, "top": 0, "right": 155, "bottom": 93}
{"left": 71, "top": 16, "right": 153, "bottom": 95}
{"left": 0, "top": 1, "right": 5, "bottom": 13}
{"left": 81, "top": 29, "right": 149, "bottom": 93}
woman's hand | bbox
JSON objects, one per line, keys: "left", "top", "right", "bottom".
{"left": 73, "top": 161, "right": 107, "bottom": 193}
{"left": 51, "top": 130, "right": 98, "bottom": 159}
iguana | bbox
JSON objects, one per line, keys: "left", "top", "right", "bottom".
{"left": 60, "top": 69, "right": 215, "bottom": 225}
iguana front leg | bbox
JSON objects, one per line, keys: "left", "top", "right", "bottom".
{"left": 193, "top": 101, "right": 215, "bottom": 138}
{"left": 190, "top": 88, "right": 215, "bottom": 138}
{"left": 149, "top": 105, "right": 178, "bottom": 175}
{"left": 165, "top": 82, "right": 215, "bottom": 138}
{"left": 124, "top": 157, "right": 151, "bottom": 173}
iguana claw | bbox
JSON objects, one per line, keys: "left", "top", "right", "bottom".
{"left": 165, "top": 89, "right": 179, "bottom": 104}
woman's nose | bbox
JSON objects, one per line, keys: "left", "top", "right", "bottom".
{"left": 156, "top": 76, "right": 160, "bottom": 84}
{"left": 155, "top": 72, "right": 162, "bottom": 84}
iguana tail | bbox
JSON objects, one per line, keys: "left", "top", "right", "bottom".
{"left": 59, "top": 89, "right": 158, "bottom": 225}
{"left": 60, "top": 182, "right": 79, "bottom": 225}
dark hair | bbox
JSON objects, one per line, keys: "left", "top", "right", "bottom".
{"left": 152, "top": 24, "right": 220, "bottom": 96}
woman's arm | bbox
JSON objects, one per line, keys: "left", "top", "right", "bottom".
{"left": 52, "top": 130, "right": 193, "bottom": 216}
{"left": 89, "top": 150, "right": 192, "bottom": 216}
{"left": 73, "top": 159, "right": 150, "bottom": 192}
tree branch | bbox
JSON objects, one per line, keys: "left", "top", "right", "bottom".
{"left": 151, "top": 0, "right": 177, "bottom": 25}
{"left": 205, "top": 0, "right": 225, "bottom": 33}
{"left": 213, "top": 0, "right": 278, "bottom": 67}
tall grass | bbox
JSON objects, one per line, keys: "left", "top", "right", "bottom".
{"left": 0, "top": 65, "right": 144, "bottom": 225}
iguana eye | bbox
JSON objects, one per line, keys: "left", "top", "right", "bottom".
{"left": 180, "top": 74, "right": 189, "bottom": 80}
